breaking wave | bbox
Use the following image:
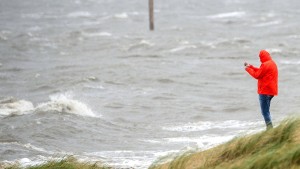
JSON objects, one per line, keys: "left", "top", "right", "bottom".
{"left": 0, "top": 93, "right": 99, "bottom": 118}
{"left": 0, "top": 98, "right": 34, "bottom": 116}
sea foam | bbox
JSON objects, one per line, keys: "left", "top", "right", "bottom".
{"left": 169, "top": 45, "right": 197, "bottom": 53}
{"left": 0, "top": 94, "right": 98, "bottom": 118}
{"left": 67, "top": 11, "right": 92, "bottom": 18}
{"left": 254, "top": 20, "right": 282, "bottom": 27}
{"left": 162, "top": 120, "right": 262, "bottom": 132}
{"left": 114, "top": 13, "right": 128, "bottom": 19}
{"left": 208, "top": 11, "right": 246, "bottom": 19}
{"left": 0, "top": 98, "right": 34, "bottom": 116}
{"left": 35, "top": 93, "right": 98, "bottom": 118}
{"left": 164, "top": 135, "right": 235, "bottom": 149}
{"left": 82, "top": 32, "right": 112, "bottom": 37}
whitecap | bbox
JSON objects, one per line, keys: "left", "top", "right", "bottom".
{"left": 23, "top": 143, "right": 50, "bottom": 154}
{"left": 280, "top": 60, "right": 300, "bottom": 65}
{"left": 254, "top": 20, "right": 281, "bottom": 27}
{"left": 83, "top": 85, "right": 105, "bottom": 90}
{"left": 67, "top": 11, "right": 92, "bottom": 18}
{"left": 169, "top": 45, "right": 197, "bottom": 53}
{"left": 35, "top": 93, "right": 98, "bottom": 118}
{"left": 82, "top": 150, "right": 166, "bottom": 169}
{"left": 86, "top": 76, "right": 98, "bottom": 81}
{"left": 0, "top": 95, "right": 99, "bottom": 118}
{"left": 208, "top": 11, "right": 246, "bottom": 19}
{"left": 0, "top": 98, "right": 34, "bottom": 116}
{"left": 139, "top": 40, "right": 154, "bottom": 46}
{"left": 164, "top": 135, "right": 235, "bottom": 149}
{"left": 162, "top": 120, "right": 262, "bottom": 132}
{"left": 127, "top": 40, "right": 154, "bottom": 51}
{"left": 114, "top": 13, "right": 128, "bottom": 19}
{"left": 2, "top": 156, "right": 66, "bottom": 168}
{"left": 82, "top": 32, "right": 112, "bottom": 37}
{"left": 265, "top": 48, "right": 282, "bottom": 54}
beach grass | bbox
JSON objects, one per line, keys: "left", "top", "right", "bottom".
{"left": 4, "top": 118, "right": 300, "bottom": 169}
{"left": 4, "top": 157, "right": 111, "bottom": 169}
{"left": 149, "top": 117, "right": 300, "bottom": 169}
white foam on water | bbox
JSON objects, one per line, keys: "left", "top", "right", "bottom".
{"left": 280, "top": 60, "right": 300, "bottom": 65}
{"left": 0, "top": 98, "right": 34, "bottom": 116}
{"left": 162, "top": 120, "right": 262, "bottom": 132}
{"left": 114, "top": 12, "right": 128, "bottom": 19}
{"left": 265, "top": 48, "right": 282, "bottom": 54}
{"left": 139, "top": 40, "right": 154, "bottom": 46}
{"left": 1, "top": 156, "right": 66, "bottom": 168}
{"left": 164, "top": 135, "right": 235, "bottom": 149}
{"left": 35, "top": 93, "right": 99, "bottom": 118}
{"left": 82, "top": 150, "right": 176, "bottom": 169}
{"left": 254, "top": 20, "right": 282, "bottom": 27}
{"left": 83, "top": 84, "right": 105, "bottom": 90}
{"left": 1, "top": 142, "right": 55, "bottom": 155}
{"left": 127, "top": 40, "right": 155, "bottom": 51}
{"left": 169, "top": 45, "right": 197, "bottom": 53}
{"left": 207, "top": 11, "right": 246, "bottom": 19}
{"left": 23, "top": 143, "right": 50, "bottom": 154}
{"left": 0, "top": 94, "right": 99, "bottom": 118}
{"left": 67, "top": 11, "right": 92, "bottom": 18}
{"left": 0, "top": 142, "right": 63, "bottom": 168}
{"left": 82, "top": 32, "right": 112, "bottom": 37}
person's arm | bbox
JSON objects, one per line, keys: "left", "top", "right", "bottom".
{"left": 248, "top": 64, "right": 259, "bottom": 71}
{"left": 245, "top": 64, "right": 265, "bottom": 79}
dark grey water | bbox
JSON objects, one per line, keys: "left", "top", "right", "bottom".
{"left": 1, "top": 0, "right": 300, "bottom": 168}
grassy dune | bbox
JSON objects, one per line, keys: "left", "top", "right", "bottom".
{"left": 4, "top": 157, "right": 111, "bottom": 169}
{"left": 3, "top": 118, "right": 300, "bottom": 169}
{"left": 150, "top": 118, "right": 300, "bottom": 169}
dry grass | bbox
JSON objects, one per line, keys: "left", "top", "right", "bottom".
{"left": 4, "top": 156, "right": 111, "bottom": 169}
{"left": 150, "top": 118, "right": 300, "bottom": 169}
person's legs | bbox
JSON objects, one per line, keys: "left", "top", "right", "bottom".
{"left": 259, "top": 94, "right": 274, "bottom": 129}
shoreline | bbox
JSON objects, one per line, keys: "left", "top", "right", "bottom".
{"left": 2, "top": 118, "right": 300, "bottom": 169}
{"left": 149, "top": 117, "right": 300, "bottom": 169}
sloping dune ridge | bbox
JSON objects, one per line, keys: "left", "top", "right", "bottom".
{"left": 150, "top": 117, "right": 300, "bottom": 169}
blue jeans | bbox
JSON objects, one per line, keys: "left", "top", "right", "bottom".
{"left": 259, "top": 94, "right": 274, "bottom": 128}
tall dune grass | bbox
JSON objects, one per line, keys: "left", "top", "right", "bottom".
{"left": 4, "top": 157, "right": 111, "bottom": 169}
{"left": 150, "top": 118, "right": 300, "bottom": 169}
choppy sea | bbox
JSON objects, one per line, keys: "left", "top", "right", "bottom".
{"left": 1, "top": 0, "right": 300, "bottom": 168}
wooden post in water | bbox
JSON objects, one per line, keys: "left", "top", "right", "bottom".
{"left": 149, "top": 0, "right": 154, "bottom": 30}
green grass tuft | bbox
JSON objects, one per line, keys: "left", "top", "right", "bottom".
{"left": 150, "top": 117, "right": 300, "bottom": 169}
{"left": 4, "top": 157, "right": 111, "bottom": 169}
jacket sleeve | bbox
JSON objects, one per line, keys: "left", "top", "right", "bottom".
{"left": 245, "top": 64, "right": 265, "bottom": 79}
{"left": 248, "top": 65, "right": 259, "bottom": 71}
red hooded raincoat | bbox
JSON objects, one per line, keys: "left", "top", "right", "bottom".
{"left": 245, "top": 50, "right": 278, "bottom": 96}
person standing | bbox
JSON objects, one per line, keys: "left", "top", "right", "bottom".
{"left": 244, "top": 50, "right": 278, "bottom": 129}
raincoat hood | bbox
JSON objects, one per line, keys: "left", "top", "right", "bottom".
{"left": 259, "top": 50, "right": 272, "bottom": 63}
{"left": 246, "top": 49, "right": 278, "bottom": 96}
